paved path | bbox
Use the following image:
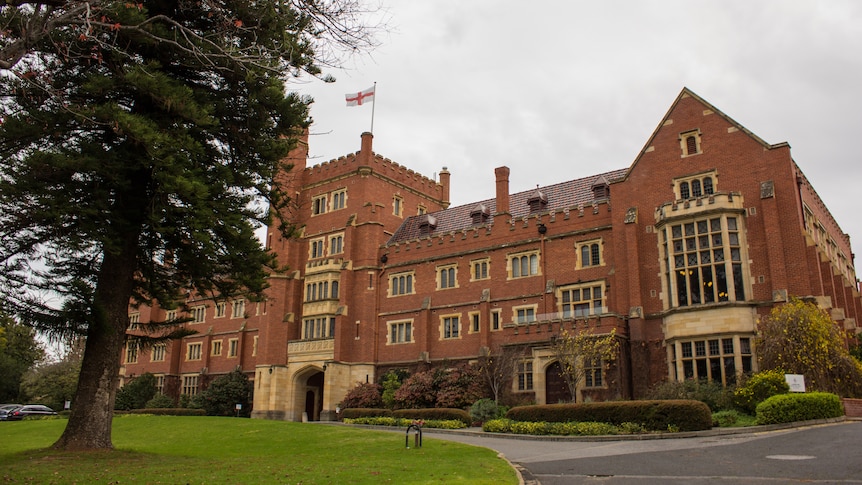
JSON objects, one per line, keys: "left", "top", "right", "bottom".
{"left": 419, "top": 420, "right": 862, "bottom": 484}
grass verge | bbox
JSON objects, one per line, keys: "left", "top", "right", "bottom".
{"left": 0, "top": 415, "right": 517, "bottom": 484}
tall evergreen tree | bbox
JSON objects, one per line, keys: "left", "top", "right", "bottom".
{"left": 0, "top": 1, "right": 377, "bottom": 450}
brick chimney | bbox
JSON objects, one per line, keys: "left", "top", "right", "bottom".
{"left": 438, "top": 166, "right": 451, "bottom": 207}
{"left": 495, "top": 166, "right": 510, "bottom": 215}
{"left": 359, "top": 131, "right": 373, "bottom": 165}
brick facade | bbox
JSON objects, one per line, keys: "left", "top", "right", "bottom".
{"left": 121, "top": 88, "right": 861, "bottom": 420}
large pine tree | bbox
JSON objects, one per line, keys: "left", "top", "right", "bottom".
{"left": 0, "top": 1, "right": 375, "bottom": 450}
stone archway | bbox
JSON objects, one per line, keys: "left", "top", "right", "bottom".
{"left": 545, "top": 361, "right": 572, "bottom": 404}
{"left": 302, "top": 371, "right": 324, "bottom": 421}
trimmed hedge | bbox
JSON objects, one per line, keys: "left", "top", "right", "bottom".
{"left": 755, "top": 392, "right": 843, "bottom": 425}
{"left": 341, "top": 408, "right": 392, "bottom": 419}
{"left": 344, "top": 417, "right": 467, "bottom": 429}
{"left": 342, "top": 407, "right": 471, "bottom": 426}
{"left": 506, "top": 400, "right": 713, "bottom": 432}
{"left": 127, "top": 408, "right": 207, "bottom": 416}
{"left": 392, "top": 408, "right": 471, "bottom": 426}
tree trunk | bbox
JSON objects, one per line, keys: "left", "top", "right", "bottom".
{"left": 52, "top": 240, "right": 138, "bottom": 451}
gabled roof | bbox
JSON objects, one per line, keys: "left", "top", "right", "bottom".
{"left": 623, "top": 87, "right": 789, "bottom": 180}
{"left": 387, "top": 168, "right": 627, "bottom": 244}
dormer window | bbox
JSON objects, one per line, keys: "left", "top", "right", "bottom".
{"left": 591, "top": 176, "right": 610, "bottom": 200}
{"left": 418, "top": 214, "right": 437, "bottom": 235}
{"left": 527, "top": 189, "right": 548, "bottom": 213}
{"left": 470, "top": 204, "right": 490, "bottom": 224}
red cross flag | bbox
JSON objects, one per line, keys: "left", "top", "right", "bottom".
{"left": 346, "top": 86, "right": 375, "bottom": 107}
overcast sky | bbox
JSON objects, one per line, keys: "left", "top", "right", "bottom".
{"left": 291, "top": 1, "right": 862, "bottom": 263}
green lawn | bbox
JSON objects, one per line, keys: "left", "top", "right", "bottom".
{"left": 0, "top": 415, "right": 517, "bottom": 484}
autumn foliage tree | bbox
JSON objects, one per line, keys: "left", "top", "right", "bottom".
{"left": 756, "top": 297, "right": 862, "bottom": 397}
{"left": 549, "top": 328, "right": 620, "bottom": 403}
{"left": 0, "top": 1, "right": 379, "bottom": 450}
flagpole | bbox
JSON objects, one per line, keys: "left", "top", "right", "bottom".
{"left": 370, "top": 82, "right": 377, "bottom": 133}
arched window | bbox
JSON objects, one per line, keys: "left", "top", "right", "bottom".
{"left": 692, "top": 179, "right": 702, "bottom": 197}
{"left": 703, "top": 177, "right": 714, "bottom": 195}
{"left": 686, "top": 135, "right": 698, "bottom": 155}
{"left": 680, "top": 182, "right": 690, "bottom": 200}
{"left": 331, "top": 281, "right": 339, "bottom": 299}
{"left": 581, "top": 245, "right": 591, "bottom": 265}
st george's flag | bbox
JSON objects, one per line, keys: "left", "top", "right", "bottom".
{"left": 345, "top": 86, "right": 375, "bottom": 106}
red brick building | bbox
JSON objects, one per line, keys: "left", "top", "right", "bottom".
{"left": 121, "top": 88, "right": 860, "bottom": 420}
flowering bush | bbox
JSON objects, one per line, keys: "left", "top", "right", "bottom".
{"left": 482, "top": 418, "right": 513, "bottom": 433}
{"left": 339, "top": 382, "right": 384, "bottom": 410}
{"left": 393, "top": 363, "right": 484, "bottom": 409}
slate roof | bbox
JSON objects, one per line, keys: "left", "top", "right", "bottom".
{"left": 387, "top": 168, "right": 628, "bottom": 245}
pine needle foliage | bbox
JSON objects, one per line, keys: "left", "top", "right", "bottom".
{"left": 0, "top": 1, "right": 379, "bottom": 450}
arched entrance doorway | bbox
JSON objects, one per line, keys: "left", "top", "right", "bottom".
{"left": 545, "top": 361, "right": 572, "bottom": 404}
{"left": 303, "top": 371, "right": 324, "bottom": 421}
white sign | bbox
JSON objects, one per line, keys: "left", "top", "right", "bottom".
{"left": 235, "top": 403, "right": 242, "bottom": 410}
{"left": 785, "top": 374, "right": 806, "bottom": 393}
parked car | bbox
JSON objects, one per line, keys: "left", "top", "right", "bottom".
{"left": 5, "top": 405, "right": 57, "bottom": 420}
{"left": 0, "top": 404, "right": 23, "bottom": 421}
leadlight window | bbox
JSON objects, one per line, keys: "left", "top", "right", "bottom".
{"left": 665, "top": 215, "right": 746, "bottom": 307}
{"left": 389, "top": 321, "right": 413, "bottom": 344}
{"left": 312, "top": 195, "right": 327, "bottom": 215}
{"left": 515, "top": 306, "right": 536, "bottom": 324}
{"left": 584, "top": 358, "right": 604, "bottom": 387}
{"left": 310, "top": 238, "right": 325, "bottom": 259}
{"left": 510, "top": 252, "right": 539, "bottom": 278}
{"left": 438, "top": 264, "right": 457, "bottom": 289}
{"left": 187, "top": 342, "right": 202, "bottom": 361}
{"left": 560, "top": 283, "right": 605, "bottom": 318}
{"left": 331, "top": 189, "right": 346, "bottom": 210}
{"left": 472, "top": 259, "right": 489, "bottom": 280}
{"left": 577, "top": 241, "right": 602, "bottom": 268}
{"left": 125, "top": 342, "right": 138, "bottom": 364}
{"left": 330, "top": 234, "right": 343, "bottom": 254}
{"left": 442, "top": 316, "right": 460, "bottom": 339}
{"left": 390, "top": 272, "right": 414, "bottom": 296}
{"left": 672, "top": 336, "right": 753, "bottom": 385}
{"left": 517, "top": 361, "right": 533, "bottom": 391}
{"left": 182, "top": 375, "right": 199, "bottom": 396}
{"left": 231, "top": 299, "right": 245, "bottom": 319}
{"left": 491, "top": 310, "right": 501, "bottom": 331}
{"left": 152, "top": 344, "right": 166, "bottom": 362}
{"left": 676, "top": 174, "right": 716, "bottom": 200}
{"left": 191, "top": 305, "right": 206, "bottom": 323}
{"left": 303, "top": 316, "right": 336, "bottom": 339}
{"left": 228, "top": 338, "right": 239, "bottom": 357}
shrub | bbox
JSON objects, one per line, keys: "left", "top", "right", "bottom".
{"left": 380, "top": 371, "right": 403, "bottom": 409}
{"left": 129, "top": 408, "right": 206, "bottom": 416}
{"left": 393, "top": 363, "right": 484, "bottom": 409}
{"left": 114, "top": 373, "right": 157, "bottom": 410}
{"left": 339, "top": 382, "right": 384, "bottom": 410}
{"left": 506, "top": 400, "right": 713, "bottom": 432}
{"left": 145, "top": 393, "right": 175, "bottom": 409}
{"left": 392, "top": 407, "right": 471, "bottom": 426}
{"left": 343, "top": 416, "right": 467, "bottom": 429}
{"left": 340, "top": 408, "right": 392, "bottom": 419}
{"left": 755, "top": 392, "right": 843, "bottom": 425}
{"left": 198, "top": 370, "right": 253, "bottom": 417}
{"left": 646, "top": 379, "right": 734, "bottom": 411}
{"left": 470, "top": 398, "right": 504, "bottom": 424}
{"left": 482, "top": 418, "right": 513, "bottom": 433}
{"left": 733, "top": 370, "right": 790, "bottom": 414}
